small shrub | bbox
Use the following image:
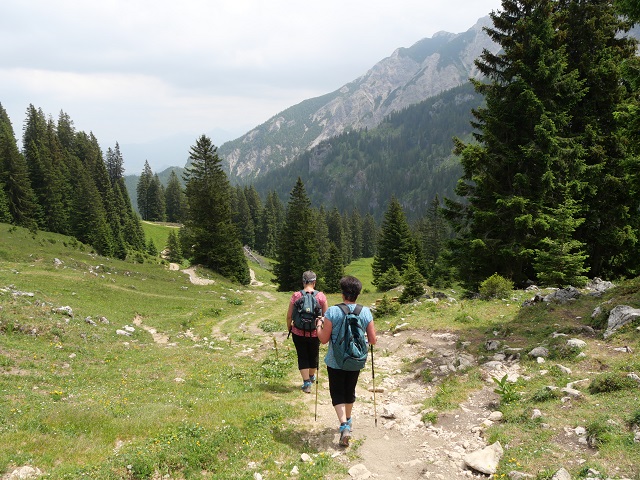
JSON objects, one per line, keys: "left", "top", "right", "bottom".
{"left": 627, "top": 409, "right": 640, "bottom": 428}
{"left": 226, "top": 298, "right": 243, "bottom": 306}
{"left": 530, "top": 387, "right": 561, "bottom": 403}
{"left": 588, "top": 372, "right": 638, "bottom": 394}
{"left": 258, "top": 319, "right": 281, "bottom": 333}
{"left": 454, "top": 312, "right": 474, "bottom": 323}
{"left": 422, "top": 411, "right": 438, "bottom": 424}
{"left": 493, "top": 374, "right": 520, "bottom": 404}
{"left": 376, "top": 266, "right": 402, "bottom": 292}
{"left": 375, "top": 294, "right": 400, "bottom": 317}
{"left": 479, "top": 273, "right": 514, "bottom": 299}
{"left": 585, "top": 417, "right": 616, "bottom": 448}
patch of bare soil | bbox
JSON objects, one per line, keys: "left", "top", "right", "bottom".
{"left": 294, "top": 330, "right": 501, "bottom": 479}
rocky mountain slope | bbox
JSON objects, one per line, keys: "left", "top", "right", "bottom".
{"left": 218, "top": 16, "right": 499, "bottom": 182}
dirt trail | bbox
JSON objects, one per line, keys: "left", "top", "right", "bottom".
{"left": 167, "top": 265, "right": 499, "bottom": 478}
{"left": 295, "top": 330, "right": 500, "bottom": 479}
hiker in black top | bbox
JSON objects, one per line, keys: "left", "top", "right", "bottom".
{"left": 316, "top": 275, "right": 377, "bottom": 447}
{"left": 286, "top": 271, "right": 328, "bottom": 393}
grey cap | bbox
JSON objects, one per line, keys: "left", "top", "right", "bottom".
{"left": 302, "top": 271, "right": 317, "bottom": 284}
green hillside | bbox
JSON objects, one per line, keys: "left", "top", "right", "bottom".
{"left": 1, "top": 223, "right": 640, "bottom": 478}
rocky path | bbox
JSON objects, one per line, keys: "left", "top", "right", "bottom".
{"left": 294, "top": 329, "right": 513, "bottom": 479}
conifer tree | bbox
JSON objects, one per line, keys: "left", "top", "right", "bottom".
{"left": 372, "top": 197, "right": 415, "bottom": 286}
{"left": 166, "top": 229, "right": 183, "bottom": 263}
{"left": 233, "top": 186, "right": 255, "bottom": 247}
{"left": 164, "top": 170, "right": 185, "bottom": 223}
{"left": 560, "top": 0, "right": 640, "bottom": 277}
{"left": 534, "top": 195, "right": 590, "bottom": 287}
{"left": 136, "top": 161, "right": 153, "bottom": 220}
{"left": 327, "top": 207, "right": 346, "bottom": 265}
{"left": 444, "top": 0, "right": 586, "bottom": 288}
{"left": 324, "top": 242, "right": 345, "bottom": 294}
{"left": 313, "top": 206, "right": 331, "bottom": 282}
{"left": 105, "top": 142, "right": 125, "bottom": 184}
{"left": 349, "top": 209, "right": 364, "bottom": 260}
{"left": 0, "top": 103, "right": 37, "bottom": 228}
{"left": 399, "top": 254, "right": 426, "bottom": 303}
{"left": 257, "top": 190, "right": 282, "bottom": 258}
{"left": 362, "top": 213, "right": 378, "bottom": 257}
{"left": 147, "top": 174, "right": 166, "bottom": 222}
{"left": 0, "top": 182, "right": 11, "bottom": 223}
{"left": 274, "top": 177, "right": 319, "bottom": 291}
{"left": 183, "top": 135, "right": 249, "bottom": 285}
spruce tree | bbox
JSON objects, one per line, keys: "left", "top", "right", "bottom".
{"left": 372, "top": 197, "right": 415, "bottom": 286}
{"left": 257, "top": 190, "right": 281, "bottom": 258}
{"left": 0, "top": 103, "right": 38, "bottom": 228}
{"left": 164, "top": 170, "right": 185, "bottom": 223}
{"left": 313, "top": 206, "right": 331, "bottom": 282}
{"left": 0, "top": 182, "right": 11, "bottom": 223}
{"left": 136, "top": 161, "right": 153, "bottom": 220}
{"left": 560, "top": 0, "right": 640, "bottom": 277}
{"left": 147, "top": 174, "right": 166, "bottom": 222}
{"left": 324, "top": 242, "right": 345, "bottom": 294}
{"left": 399, "top": 254, "right": 426, "bottom": 303}
{"left": 274, "top": 178, "right": 319, "bottom": 291}
{"left": 534, "top": 195, "right": 590, "bottom": 287}
{"left": 166, "top": 229, "right": 183, "bottom": 263}
{"left": 444, "top": 0, "right": 586, "bottom": 288}
{"left": 183, "top": 135, "right": 249, "bottom": 285}
{"left": 349, "top": 209, "right": 364, "bottom": 260}
{"left": 362, "top": 213, "right": 378, "bottom": 257}
{"left": 327, "top": 208, "right": 346, "bottom": 265}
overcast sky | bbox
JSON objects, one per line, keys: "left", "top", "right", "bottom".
{"left": 1, "top": 0, "right": 502, "bottom": 172}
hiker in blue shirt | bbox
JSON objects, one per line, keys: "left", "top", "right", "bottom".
{"left": 316, "top": 275, "right": 377, "bottom": 447}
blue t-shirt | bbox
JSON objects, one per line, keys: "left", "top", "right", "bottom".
{"left": 323, "top": 303, "right": 373, "bottom": 369}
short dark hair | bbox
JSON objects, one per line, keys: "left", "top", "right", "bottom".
{"left": 340, "top": 276, "right": 362, "bottom": 302}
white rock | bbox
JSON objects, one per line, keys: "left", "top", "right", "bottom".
{"left": 253, "top": 473, "right": 263, "bottom": 480}
{"left": 290, "top": 465, "right": 299, "bottom": 476}
{"left": 528, "top": 347, "right": 549, "bottom": 358}
{"left": 116, "top": 329, "right": 132, "bottom": 336}
{"left": 9, "top": 466, "right": 42, "bottom": 479}
{"left": 567, "top": 338, "right": 587, "bottom": 349}
{"left": 463, "top": 441, "right": 503, "bottom": 474}
{"left": 300, "top": 453, "right": 312, "bottom": 462}
{"left": 488, "top": 411, "right": 503, "bottom": 422}
{"left": 531, "top": 409, "right": 542, "bottom": 420}
{"left": 551, "top": 467, "right": 572, "bottom": 480}
{"left": 556, "top": 364, "right": 572, "bottom": 375}
{"left": 348, "top": 464, "right": 372, "bottom": 479}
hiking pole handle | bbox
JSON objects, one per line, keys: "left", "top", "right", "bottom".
{"left": 371, "top": 344, "right": 377, "bottom": 427}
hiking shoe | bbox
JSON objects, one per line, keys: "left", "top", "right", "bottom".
{"left": 301, "top": 380, "right": 312, "bottom": 393}
{"left": 339, "top": 424, "right": 351, "bottom": 447}
{"left": 309, "top": 374, "right": 316, "bottom": 383}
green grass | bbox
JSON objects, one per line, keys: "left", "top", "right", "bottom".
{"left": 2, "top": 223, "right": 640, "bottom": 479}
{"left": 141, "top": 221, "right": 178, "bottom": 253}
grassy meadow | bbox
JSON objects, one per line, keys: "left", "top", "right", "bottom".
{"left": 1, "top": 222, "right": 640, "bottom": 479}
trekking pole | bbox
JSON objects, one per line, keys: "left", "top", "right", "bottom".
{"left": 314, "top": 340, "right": 320, "bottom": 421}
{"left": 371, "top": 344, "right": 377, "bottom": 427}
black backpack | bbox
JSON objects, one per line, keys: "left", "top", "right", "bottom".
{"left": 331, "top": 303, "right": 368, "bottom": 371}
{"left": 292, "top": 290, "right": 320, "bottom": 332}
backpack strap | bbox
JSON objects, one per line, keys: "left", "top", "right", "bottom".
{"left": 337, "top": 303, "right": 362, "bottom": 316}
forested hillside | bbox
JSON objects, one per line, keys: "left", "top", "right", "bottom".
{"left": 252, "top": 83, "right": 482, "bottom": 222}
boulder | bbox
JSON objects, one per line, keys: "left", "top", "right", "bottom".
{"left": 463, "top": 441, "right": 503, "bottom": 474}
{"left": 603, "top": 305, "right": 640, "bottom": 338}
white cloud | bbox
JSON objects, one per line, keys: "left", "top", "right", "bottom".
{"left": 0, "top": 0, "right": 502, "bottom": 169}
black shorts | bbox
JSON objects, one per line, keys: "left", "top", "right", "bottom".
{"left": 292, "top": 333, "right": 320, "bottom": 370}
{"left": 327, "top": 366, "right": 360, "bottom": 405}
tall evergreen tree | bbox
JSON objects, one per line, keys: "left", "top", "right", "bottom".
{"left": 314, "top": 206, "right": 331, "bottom": 283}
{"left": 183, "top": 135, "right": 249, "bottom": 284}
{"left": 0, "top": 182, "right": 11, "bottom": 223}
{"left": 362, "top": 213, "right": 378, "bottom": 257}
{"left": 327, "top": 207, "right": 346, "bottom": 265}
{"left": 164, "top": 170, "right": 185, "bottom": 223}
{"left": 233, "top": 186, "right": 255, "bottom": 247}
{"left": 274, "top": 178, "right": 319, "bottom": 291}
{"left": 560, "top": 0, "right": 640, "bottom": 277}
{"left": 147, "top": 173, "right": 166, "bottom": 222}
{"left": 257, "top": 190, "right": 282, "bottom": 258}
{"left": 444, "top": 0, "right": 586, "bottom": 288}
{"left": 136, "top": 161, "right": 153, "bottom": 220}
{"left": 105, "top": 142, "right": 125, "bottom": 184}
{"left": 372, "top": 197, "right": 416, "bottom": 286}
{"left": 398, "top": 254, "right": 426, "bottom": 303}
{"left": 324, "top": 242, "right": 345, "bottom": 294}
{"left": 349, "top": 209, "right": 364, "bottom": 260}
{"left": 165, "top": 229, "right": 183, "bottom": 263}
{"left": 0, "top": 103, "right": 37, "bottom": 228}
